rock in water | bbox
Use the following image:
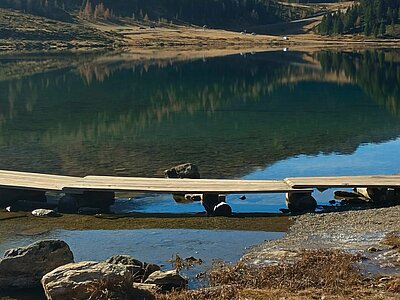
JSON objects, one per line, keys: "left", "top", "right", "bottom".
{"left": 213, "top": 202, "right": 232, "bottom": 216}
{"left": 165, "top": 163, "right": 201, "bottom": 204}
{"left": 285, "top": 192, "right": 317, "bottom": 214}
{"left": 106, "top": 255, "right": 161, "bottom": 281}
{"left": 41, "top": 261, "right": 157, "bottom": 300}
{"left": 202, "top": 194, "right": 232, "bottom": 216}
{"left": 0, "top": 240, "right": 73, "bottom": 289}
{"left": 164, "top": 163, "right": 200, "bottom": 179}
{"left": 31, "top": 209, "right": 60, "bottom": 217}
{"left": 106, "top": 254, "right": 144, "bottom": 267}
{"left": 144, "top": 269, "right": 187, "bottom": 291}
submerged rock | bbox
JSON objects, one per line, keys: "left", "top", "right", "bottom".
{"left": 41, "top": 261, "right": 156, "bottom": 300}
{"left": 164, "top": 163, "right": 200, "bottom": 179}
{"left": 144, "top": 269, "right": 187, "bottom": 291}
{"left": 0, "top": 240, "right": 73, "bottom": 290}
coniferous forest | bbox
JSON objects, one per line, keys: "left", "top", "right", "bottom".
{"left": 0, "top": 0, "right": 290, "bottom": 27}
{"left": 318, "top": 0, "right": 400, "bottom": 36}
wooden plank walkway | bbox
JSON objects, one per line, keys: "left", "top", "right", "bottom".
{"left": 0, "top": 170, "right": 80, "bottom": 191}
{"left": 285, "top": 175, "right": 400, "bottom": 189}
{"left": 63, "top": 176, "right": 310, "bottom": 194}
{"left": 0, "top": 170, "right": 398, "bottom": 194}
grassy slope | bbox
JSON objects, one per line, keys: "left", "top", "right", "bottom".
{"left": 0, "top": 8, "right": 120, "bottom": 51}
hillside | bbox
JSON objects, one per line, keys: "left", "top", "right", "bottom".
{"left": 0, "top": 8, "right": 119, "bottom": 51}
{"left": 0, "top": 0, "right": 315, "bottom": 28}
{"left": 318, "top": 0, "right": 400, "bottom": 37}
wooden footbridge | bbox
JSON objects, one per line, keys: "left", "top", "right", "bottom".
{"left": 0, "top": 169, "right": 399, "bottom": 194}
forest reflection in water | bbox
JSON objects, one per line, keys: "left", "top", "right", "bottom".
{"left": 0, "top": 49, "right": 399, "bottom": 180}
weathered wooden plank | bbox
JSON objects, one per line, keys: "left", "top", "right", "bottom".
{"left": 0, "top": 170, "right": 80, "bottom": 191}
{"left": 63, "top": 176, "right": 311, "bottom": 194}
{"left": 284, "top": 175, "right": 400, "bottom": 189}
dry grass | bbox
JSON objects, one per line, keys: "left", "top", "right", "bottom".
{"left": 381, "top": 231, "right": 400, "bottom": 252}
{"left": 86, "top": 273, "right": 156, "bottom": 300}
{"left": 208, "top": 250, "right": 362, "bottom": 292}
{"left": 168, "top": 254, "right": 203, "bottom": 271}
{"left": 160, "top": 249, "right": 400, "bottom": 300}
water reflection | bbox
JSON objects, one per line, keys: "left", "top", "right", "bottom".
{"left": 0, "top": 50, "right": 399, "bottom": 180}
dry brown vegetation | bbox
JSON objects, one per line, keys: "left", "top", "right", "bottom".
{"left": 382, "top": 231, "right": 400, "bottom": 252}
{"left": 160, "top": 250, "right": 400, "bottom": 300}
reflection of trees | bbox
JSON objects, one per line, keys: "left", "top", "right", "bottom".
{"left": 316, "top": 50, "right": 400, "bottom": 117}
{"left": 0, "top": 51, "right": 400, "bottom": 178}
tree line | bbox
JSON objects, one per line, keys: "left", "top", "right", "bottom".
{"left": 318, "top": 0, "right": 400, "bottom": 36}
{"left": 0, "top": 0, "right": 295, "bottom": 27}
{"left": 0, "top": 0, "right": 318, "bottom": 30}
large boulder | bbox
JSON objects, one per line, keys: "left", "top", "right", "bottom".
{"left": 0, "top": 240, "right": 73, "bottom": 290}
{"left": 41, "top": 261, "right": 156, "bottom": 300}
{"left": 164, "top": 163, "right": 200, "bottom": 179}
{"left": 144, "top": 269, "right": 187, "bottom": 291}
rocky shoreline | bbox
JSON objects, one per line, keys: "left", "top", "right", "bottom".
{"left": 0, "top": 206, "right": 399, "bottom": 299}
{"left": 0, "top": 240, "right": 186, "bottom": 299}
{"left": 243, "top": 205, "right": 400, "bottom": 276}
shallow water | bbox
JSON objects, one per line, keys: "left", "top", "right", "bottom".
{"left": 0, "top": 229, "right": 284, "bottom": 287}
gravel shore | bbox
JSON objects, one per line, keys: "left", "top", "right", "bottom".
{"left": 243, "top": 206, "right": 400, "bottom": 275}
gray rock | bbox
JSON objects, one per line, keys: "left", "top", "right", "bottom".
{"left": 143, "top": 263, "right": 161, "bottom": 280}
{"left": 164, "top": 163, "right": 200, "bottom": 179}
{"left": 106, "top": 254, "right": 143, "bottom": 267}
{"left": 31, "top": 209, "right": 60, "bottom": 217}
{"left": 144, "top": 269, "right": 187, "bottom": 291}
{"left": 202, "top": 194, "right": 231, "bottom": 216}
{"left": 41, "top": 261, "right": 156, "bottom": 300}
{"left": 106, "top": 255, "right": 161, "bottom": 281}
{"left": 0, "top": 240, "right": 73, "bottom": 289}
{"left": 285, "top": 192, "right": 317, "bottom": 213}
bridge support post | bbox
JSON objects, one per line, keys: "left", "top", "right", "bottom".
{"left": 202, "top": 194, "right": 232, "bottom": 216}
{"left": 0, "top": 188, "right": 46, "bottom": 208}
{"left": 355, "top": 188, "right": 400, "bottom": 206}
{"left": 285, "top": 191, "right": 317, "bottom": 214}
{"left": 59, "top": 191, "right": 115, "bottom": 214}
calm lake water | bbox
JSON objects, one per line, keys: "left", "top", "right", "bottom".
{"left": 0, "top": 50, "right": 400, "bottom": 212}
{"left": 0, "top": 49, "right": 399, "bottom": 294}
{"left": 0, "top": 229, "right": 284, "bottom": 287}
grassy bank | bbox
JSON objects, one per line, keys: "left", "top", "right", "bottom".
{"left": 161, "top": 249, "right": 399, "bottom": 299}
